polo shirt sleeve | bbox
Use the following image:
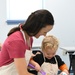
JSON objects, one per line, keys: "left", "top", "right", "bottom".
{"left": 7, "top": 40, "right": 26, "bottom": 58}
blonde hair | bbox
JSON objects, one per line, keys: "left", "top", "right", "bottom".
{"left": 41, "top": 35, "right": 59, "bottom": 51}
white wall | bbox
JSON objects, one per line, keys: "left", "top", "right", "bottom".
{"left": 0, "top": 0, "right": 18, "bottom": 43}
{"left": 0, "top": 0, "right": 75, "bottom": 68}
{"left": 43, "top": 0, "right": 75, "bottom": 67}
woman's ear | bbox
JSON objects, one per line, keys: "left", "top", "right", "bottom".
{"left": 0, "top": 43, "right": 2, "bottom": 50}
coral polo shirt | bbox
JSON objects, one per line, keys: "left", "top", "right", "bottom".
{"left": 0, "top": 31, "right": 33, "bottom": 67}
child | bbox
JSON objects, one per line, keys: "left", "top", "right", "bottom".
{"left": 29, "top": 35, "right": 69, "bottom": 75}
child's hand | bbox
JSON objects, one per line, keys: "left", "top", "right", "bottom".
{"left": 34, "top": 63, "right": 41, "bottom": 72}
{"left": 59, "top": 70, "right": 69, "bottom": 75}
{"left": 59, "top": 72, "right": 67, "bottom": 75}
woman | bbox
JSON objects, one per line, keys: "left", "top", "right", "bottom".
{"left": 0, "top": 9, "right": 54, "bottom": 75}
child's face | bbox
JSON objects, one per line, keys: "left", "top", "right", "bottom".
{"left": 43, "top": 48, "right": 57, "bottom": 59}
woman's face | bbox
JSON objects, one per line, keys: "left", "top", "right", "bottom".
{"left": 34, "top": 25, "right": 53, "bottom": 38}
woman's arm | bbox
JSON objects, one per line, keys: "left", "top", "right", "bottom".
{"left": 14, "top": 58, "right": 34, "bottom": 75}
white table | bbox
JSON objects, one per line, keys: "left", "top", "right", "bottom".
{"left": 60, "top": 47, "right": 75, "bottom": 74}
{"left": 60, "top": 47, "right": 75, "bottom": 52}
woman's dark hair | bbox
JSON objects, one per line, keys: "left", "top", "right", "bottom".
{"left": 7, "top": 9, "right": 54, "bottom": 36}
